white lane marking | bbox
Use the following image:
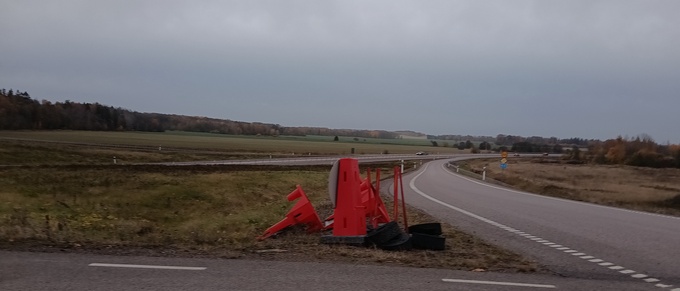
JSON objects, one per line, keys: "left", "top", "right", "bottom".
{"left": 407, "top": 162, "right": 674, "bottom": 289}
{"left": 631, "top": 274, "right": 648, "bottom": 278}
{"left": 442, "top": 279, "right": 556, "bottom": 289}
{"left": 89, "top": 263, "right": 206, "bottom": 270}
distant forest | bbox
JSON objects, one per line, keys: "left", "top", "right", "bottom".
{"left": 2, "top": 88, "right": 678, "bottom": 168}
{"left": 0, "top": 89, "right": 398, "bottom": 138}
{"left": 0, "top": 88, "right": 597, "bottom": 145}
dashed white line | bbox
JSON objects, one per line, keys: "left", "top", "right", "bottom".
{"left": 442, "top": 279, "right": 556, "bottom": 289}
{"left": 89, "top": 263, "right": 206, "bottom": 270}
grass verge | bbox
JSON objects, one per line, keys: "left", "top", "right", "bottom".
{"left": 0, "top": 163, "right": 538, "bottom": 272}
{"left": 460, "top": 158, "right": 680, "bottom": 217}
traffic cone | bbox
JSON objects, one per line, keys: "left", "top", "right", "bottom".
{"left": 257, "top": 185, "right": 324, "bottom": 240}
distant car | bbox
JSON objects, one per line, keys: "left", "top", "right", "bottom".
{"left": 513, "top": 153, "right": 520, "bottom": 157}
{"left": 416, "top": 152, "right": 428, "bottom": 155}
{"left": 543, "top": 152, "right": 549, "bottom": 156}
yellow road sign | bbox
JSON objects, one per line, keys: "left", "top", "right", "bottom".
{"left": 501, "top": 158, "right": 508, "bottom": 164}
{"left": 501, "top": 151, "right": 508, "bottom": 158}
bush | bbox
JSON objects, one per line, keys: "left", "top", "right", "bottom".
{"left": 626, "top": 150, "right": 670, "bottom": 168}
{"left": 661, "top": 194, "right": 680, "bottom": 209}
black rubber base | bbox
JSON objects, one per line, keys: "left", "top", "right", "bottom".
{"left": 365, "top": 221, "right": 401, "bottom": 246}
{"left": 320, "top": 235, "right": 366, "bottom": 245}
{"left": 411, "top": 232, "right": 446, "bottom": 250}
{"left": 408, "top": 223, "right": 442, "bottom": 236}
{"left": 378, "top": 232, "right": 412, "bottom": 251}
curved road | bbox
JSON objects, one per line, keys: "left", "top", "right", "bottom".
{"left": 397, "top": 158, "right": 680, "bottom": 290}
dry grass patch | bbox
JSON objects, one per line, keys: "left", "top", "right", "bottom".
{"left": 463, "top": 158, "right": 680, "bottom": 216}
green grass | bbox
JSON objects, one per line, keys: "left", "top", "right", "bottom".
{"left": 0, "top": 165, "right": 332, "bottom": 247}
{"left": 0, "top": 130, "right": 464, "bottom": 158}
{"left": 0, "top": 132, "right": 537, "bottom": 272}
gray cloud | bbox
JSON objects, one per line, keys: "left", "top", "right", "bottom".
{"left": 2, "top": 0, "right": 679, "bottom": 143}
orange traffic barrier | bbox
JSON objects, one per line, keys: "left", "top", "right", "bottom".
{"left": 257, "top": 185, "right": 324, "bottom": 240}
{"left": 331, "top": 158, "right": 367, "bottom": 236}
{"left": 324, "top": 166, "right": 390, "bottom": 230}
{"left": 360, "top": 172, "right": 390, "bottom": 227}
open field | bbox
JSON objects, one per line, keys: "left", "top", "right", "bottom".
{"left": 461, "top": 158, "right": 680, "bottom": 217}
{"left": 0, "top": 131, "right": 466, "bottom": 160}
{"left": 0, "top": 134, "right": 537, "bottom": 272}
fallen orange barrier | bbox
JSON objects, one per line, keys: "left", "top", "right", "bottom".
{"left": 257, "top": 185, "right": 324, "bottom": 240}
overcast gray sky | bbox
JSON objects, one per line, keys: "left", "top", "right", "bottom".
{"left": 2, "top": 1, "right": 679, "bottom": 143}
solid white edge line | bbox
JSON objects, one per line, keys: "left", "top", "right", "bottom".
{"left": 442, "top": 278, "right": 556, "bottom": 288}
{"left": 89, "top": 263, "right": 206, "bottom": 270}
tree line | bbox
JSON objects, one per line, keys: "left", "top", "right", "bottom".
{"left": 585, "top": 136, "right": 680, "bottom": 168}
{"left": 0, "top": 89, "right": 398, "bottom": 138}
{"left": 2, "top": 88, "right": 677, "bottom": 168}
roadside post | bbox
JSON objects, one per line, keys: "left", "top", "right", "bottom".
{"left": 482, "top": 167, "right": 486, "bottom": 181}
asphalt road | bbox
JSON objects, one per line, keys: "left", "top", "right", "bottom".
{"left": 0, "top": 250, "right": 651, "bottom": 290}
{"left": 396, "top": 158, "right": 680, "bottom": 290}
{"left": 155, "top": 153, "right": 467, "bottom": 166}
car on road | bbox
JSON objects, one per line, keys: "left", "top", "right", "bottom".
{"left": 416, "top": 152, "right": 428, "bottom": 155}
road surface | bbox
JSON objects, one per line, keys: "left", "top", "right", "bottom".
{"left": 0, "top": 250, "right": 650, "bottom": 290}
{"left": 395, "top": 158, "right": 680, "bottom": 290}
